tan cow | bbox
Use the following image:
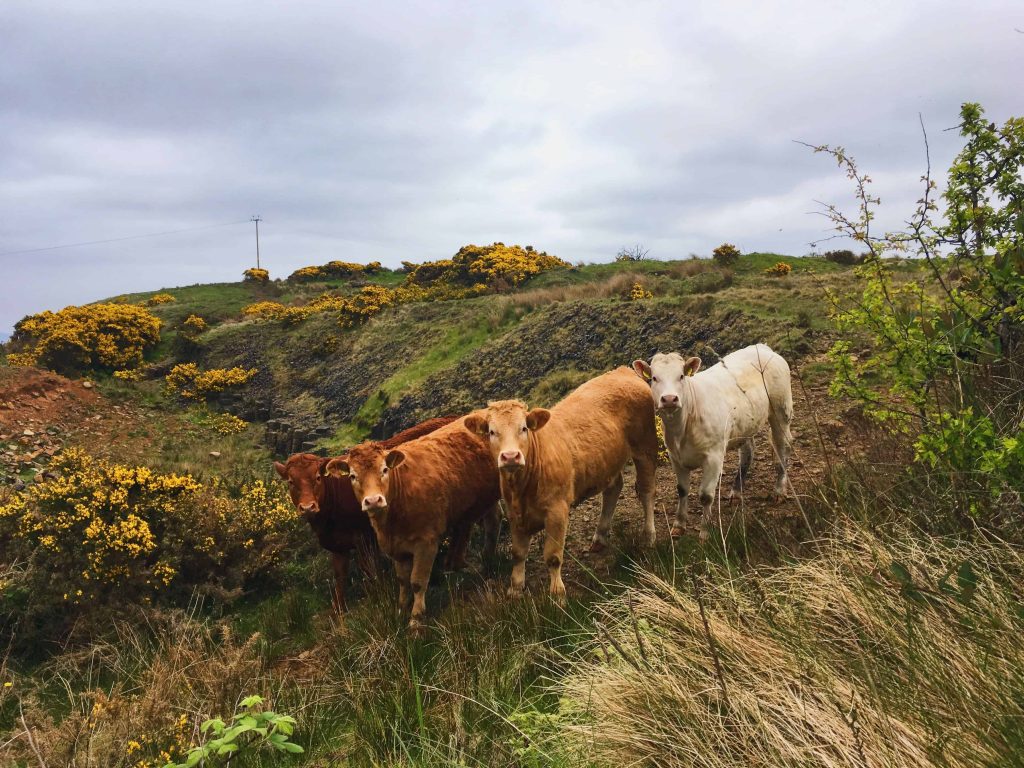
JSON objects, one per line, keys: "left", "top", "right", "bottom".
{"left": 632, "top": 343, "right": 793, "bottom": 542}
{"left": 326, "top": 416, "right": 500, "bottom": 631}
{"left": 465, "top": 367, "right": 658, "bottom": 600}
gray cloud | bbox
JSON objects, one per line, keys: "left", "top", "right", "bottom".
{"left": 1, "top": 0, "right": 1022, "bottom": 335}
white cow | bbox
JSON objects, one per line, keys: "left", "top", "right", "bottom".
{"left": 632, "top": 343, "right": 793, "bottom": 541}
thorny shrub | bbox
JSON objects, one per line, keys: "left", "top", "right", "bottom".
{"left": 5, "top": 303, "right": 161, "bottom": 374}
{"left": 712, "top": 243, "right": 741, "bottom": 267}
{"left": 0, "top": 449, "right": 298, "bottom": 633}
{"left": 242, "top": 268, "right": 269, "bottom": 282}
{"left": 164, "top": 364, "right": 257, "bottom": 401}
{"left": 404, "top": 243, "right": 568, "bottom": 289}
{"left": 627, "top": 282, "right": 653, "bottom": 301}
{"left": 146, "top": 294, "right": 176, "bottom": 306}
{"left": 180, "top": 314, "right": 208, "bottom": 339}
{"left": 288, "top": 260, "right": 384, "bottom": 281}
{"left": 764, "top": 261, "right": 792, "bottom": 277}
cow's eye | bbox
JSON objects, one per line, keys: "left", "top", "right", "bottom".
{"left": 382, "top": 466, "right": 389, "bottom": 475}
{"left": 489, "top": 429, "right": 496, "bottom": 437}
{"left": 521, "top": 426, "right": 528, "bottom": 433}
{"left": 680, "top": 374, "right": 685, "bottom": 380}
{"left": 652, "top": 376, "right": 658, "bottom": 383}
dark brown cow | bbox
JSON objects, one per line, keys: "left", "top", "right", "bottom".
{"left": 326, "top": 416, "right": 500, "bottom": 632}
{"left": 274, "top": 416, "right": 456, "bottom": 612}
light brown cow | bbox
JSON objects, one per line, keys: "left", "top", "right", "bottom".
{"left": 326, "top": 416, "right": 500, "bottom": 631}
{"left": 464, "top": 367, "right": 658, "bottom": 600}
{"left": 274, "top": 416, "right": 456, "bottom": 612}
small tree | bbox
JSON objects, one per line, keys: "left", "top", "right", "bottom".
{"left": 615, "top": 244, "right": 650, "bottom": 262}
{"left": 712, "top": 243, "right": 741, "bottom": 267}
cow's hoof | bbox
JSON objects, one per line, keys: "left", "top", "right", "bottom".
{"left": 507, "top": 586, "right": 525, "bottom": 599}
{"left": 670, "top": 524, "right": 685, "bottom": 539}
{"left": 589, "top": 539, "right": 607, "bottom": 554}
{"left": 408, "top": 620, "right": 427, "bottom": 638}
{"left": 550, "top": 590, "right": 567, "bottom": 606}
{"left": 644, "top": 531, "right": 657, "bottom": 548}
{"left": 698, "top": 528, "right": 710, "bottom": 544}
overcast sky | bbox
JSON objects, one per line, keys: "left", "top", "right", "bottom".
{"left": 1, "top": 1, "right": 1021, "bottom": 336}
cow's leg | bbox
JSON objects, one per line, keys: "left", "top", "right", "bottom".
{"left": 329, "top": 552, "right": 349, "bottom": 613}
{"left": 633, "top": 453, "right": 657, "bottom": 547}
{"left": 590, "top": 472, "right": 625, "bottom": 553}
{"left": 393, "top": 555, "right": 413, "bottom": 612}
{"left": 481, "top": 503, "right": 501, "bottom": 572}
{"left": 544, "top": 503, "right": 569, "bottom": 601}
{"left": 444, "top": 521, "right": 472, "bottom": 571}
{"left": 408, "top": 540, "right": 440, "bottom": 633}
{"left": 728, "top": 439, "right": 755, "bottom": 500}
{"left": 697, "top": 453, "right": 725, "bottom": 543}
{"left": 769, "top": 412, "right": 792, "bottom": 498}
{"left": 671, "top": 466, "right": 692, "bottom": 538}
{"left": 508, "top": 524, "right": 532, "bottom": 598}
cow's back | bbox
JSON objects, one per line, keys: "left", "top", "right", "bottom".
{"left": 549, "top": 366, "right": 657, "bottom": 503}
{"left": 381, "top": 417, "right": 500, "bottom": 543}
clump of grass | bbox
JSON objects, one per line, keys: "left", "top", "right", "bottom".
{"left": 552, "top": 525, "right": 1024, "bottom": 767}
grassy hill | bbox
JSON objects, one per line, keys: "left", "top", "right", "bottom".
{"left": 2, "top": 250, "right": 1022, "bottom": 767}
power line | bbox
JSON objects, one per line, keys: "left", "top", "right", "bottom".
{"left": 0, "top": 219, "right": 252, "bottom": 258}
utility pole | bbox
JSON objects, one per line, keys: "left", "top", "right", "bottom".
{"left": 250, "top": 216, "right": 262, "bottom": 269}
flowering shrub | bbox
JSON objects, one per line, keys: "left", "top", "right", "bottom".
{"left": 764, "top": 262, "right": 792, "bottom": 277}
{"left": 146, "top": 294, "right": 176, "bottom": 306}
{"left": 712, "top": 243, "right": 741, "bottom": 267}
{"left": 6, "top": 303, "right": 161, "bottom": 374}
{"left": 287, "top": 260, "right": 384, "bottom": 281}
{"left": 241, "top": 283, "right": 487, "bottom": 328}
{"left": 0, "top": 449, "right": 297, "bottom": 613}
{"left": 165, "top": 364, "right": 257, "bottom": 401}
{"left": 113, "top": 368, "right": 145, "bottom": 381}
{"left": 406, "top": 243, "right": 568, "bottom": 289}
{"left": 208, "top": 412, "right": 248, "bottom": 434}
{"left": 180, "top": 314, "right": 208, "bottom": 339}
{"left": 243, "top": 268, "right": 270, "bottom": 282}
{"left": 627, "top": 282, "right": 653, "bottom": 300}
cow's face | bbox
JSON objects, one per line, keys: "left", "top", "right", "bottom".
{"left": 326, "top": 445, "right": 405, "bottom": 515}
{"left": 465, "top": 401, "right": 551, "bottom": 471}
{"left": 632, "top": 353, "right": 701, "bottom": 412}
{"left": 274, "top": 455, "right": 329, "bottom": 518}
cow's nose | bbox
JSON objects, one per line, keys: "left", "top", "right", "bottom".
{"left": 363, "top": 494, "right": 387, "bottom": 510}
{"left": 660, "top": 394, "right": 679, "bottom": 407}
{"left": 298, "top": 502, "right": 318, "bottom": 514}
{"left": 499, "top": 450, "right": 523, "bottom": 465}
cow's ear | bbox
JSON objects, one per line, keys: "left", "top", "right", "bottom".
{"left": 385, "top": 450, "right": 405, "bottom": 469}
{"left": 318, "top": 458, "right": 332, "bottom": 477}
{"left": 326, "top": 459, "right": 350, "bottom": 478}
{"left": 632, "top": 359, "right": 652, "bottom": 381}
{"left": 273, "top": 461, "right": 288, "bottom": 479}
{"left": 464, "top": 414, "right": 488, "bottom": 436}
{"left": 684, "top": 357, "right": 702, "bottom": 377}
{"left": 526, "top": 408, "right": 552, "bottom": 431}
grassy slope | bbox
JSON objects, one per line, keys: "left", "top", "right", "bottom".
{"left": 10, "top": 254, "right": 1012, "bottom": 768}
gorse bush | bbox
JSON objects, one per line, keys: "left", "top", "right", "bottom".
{"left": 5, "top": 303, "right": 161, "bottom": 374}
{"left": 815, "top": 102, "right": 1024, "bottom": 522}
{"left": 288, "top": 260, "right": 384, "bottom": 281}
{"left": 165, "top": 363, "right": 257, "bottom": 401}
{"left": 146, "top": 293, "right": 177, "bottom": 306}
{"left": 180, "top": 314, "right": 208, "bottom": 339}
{"left": 712, "top": 243, "right": 741, "bottom": 267}
{"left": 764, "top": 261, "right": 792, "bottom": 276}
{"left": 0, "top": 449, "right": 297, "bottom": 625}
{"left": 627, "top": 282, "right": 653, "bottom": 300}
{"left": 243, "top": 268, "right": 270, "bottom": 282}
{"left": 405, "top": 243, "right": 568, "bottom": 290}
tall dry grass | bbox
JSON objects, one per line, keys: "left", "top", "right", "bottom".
{"left": 553, "top": 525, "right": 1024, "bottom": 767}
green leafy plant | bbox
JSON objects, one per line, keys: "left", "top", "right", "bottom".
{"left": 163, "top": 695, "right": 303, "bottom": 768}
{"left": 809, "top": 103, "right": 1024, "bottom": 521}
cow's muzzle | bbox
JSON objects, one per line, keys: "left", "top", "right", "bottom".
{"left": 298, "top": 501, "right": 319, "bottom": 516}
{"left": 658, "top": 393, "right": 681, "bottom": 410}
{"left": 499, "top": 450, "right": 525, "bottom": 470}
{"left": 362, "top": 494, "right": 388, "bottom": 512}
